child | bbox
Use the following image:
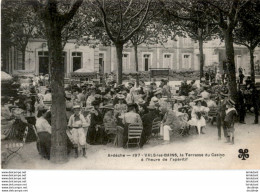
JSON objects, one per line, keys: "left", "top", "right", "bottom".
{"left": 68, "top": 105, "right": 88, "bottom": 158}
{"left": 224, "top": 99, "right": 237, "bottom": 145}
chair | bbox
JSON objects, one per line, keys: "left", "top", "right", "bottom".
{"left": 3, "top": 126, "right": 29, "bottom": 164}
{"left": 208, "top": 107, "right": 218, "bottom": 125}
{"left": 104, "top": 122, "right": 117, "bottom": 143}
{"left": 151, "top": 118, "right": 161, "bottom": 137}
{"left": 126, "top": 123, "right": 143, "bottom": 148}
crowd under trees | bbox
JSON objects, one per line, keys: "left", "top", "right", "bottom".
{"left": 1, "top": 0, "right": 260, "bottom": 163}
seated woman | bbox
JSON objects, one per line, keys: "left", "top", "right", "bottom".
{"left": 35, "top": 107, "right": 51, "bottom": 160}
{"left": 188, "top": 98, "right": 209, "bottom": 134}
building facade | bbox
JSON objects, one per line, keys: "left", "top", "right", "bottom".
{"left": 4, "top": 36, "right": 260, "bottom": 77}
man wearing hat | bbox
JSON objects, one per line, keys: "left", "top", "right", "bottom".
{"left": 224, "top": 99, "right": 237, "bottom": 144}
{"left": 141, "top": 104, "right": 161, "bottom": 144}
{"left": 216, "top": 92, "right": 229, "bottom": 140}
{"left": 150, "top": 89, "right": 163, "bottom": 106}
{"left": 68, "top": 105, "right": 88, "bottom": 158}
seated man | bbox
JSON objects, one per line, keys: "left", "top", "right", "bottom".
{"left": 141, "top": 104, "right": 161, "bottom": 143}
{"left": 161, "top": 106, "right": 181, "bottom": 143}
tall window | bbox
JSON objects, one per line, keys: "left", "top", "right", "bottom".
{"left": 38, "top": 51, "right": 49, "bottom": 74}
{"left": 72, "top": 52, "right": 82, "bottom": 71}
{"left": 122, "top": 53, "right": 130, "bottom": 71}
{"left": 14, "top": 49, "right": 25, "bottom": 70}
{"left": 183, "top": 54, "right": 191, "bottom": 69}
{"left": 163, "top": 54, "right": 172, "bottom": 68}
{"left": 99, "top": 53, "right": 104, "bottom": 74}
{"left": 62, "top": 52, "right": 67, "bottom": 74}
{"left": 236, "top": 55, "right": 242, "bottom": 71}
{"left": 143, "top": 54, "right": 151, "bottom": 71}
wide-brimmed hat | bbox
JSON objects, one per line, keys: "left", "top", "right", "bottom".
{"left": 73, "top": 105, "right": 81, "bottom": 109}
{"left": 92, "top": 100, "right": 100, "bottom": 106}
{"left": 194, "top": 98, "right": 203, "bottom": 104}
{"left": 84, "top": 106, "right": 95, "bottom": 112}
{"left": 137, "top": 98, "right": 146, "bottom": 105}
{"left": 154, "top": 89, "right": 162, "bottom": 96}
{"left": 100, "top": 104, "right": 114, "bottom": 110}
{"left": 227, "top": 99, "right": 236, "bottom": 106}
{"left": 127, "top": 103, "right": 138, "bottom": 108}
{"left": 117, "top": 94, "right": 125, "bottom": 99}
{"left": 220, "top": 92, "right": 229, "bottom": 97}
{"left": 147, "top": 104, "right": 156, "bottom": 109}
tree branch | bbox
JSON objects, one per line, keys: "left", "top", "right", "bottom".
{"left": 123, "top": 0, "right": 133, "bottom": 16}
{"left": 61, "top": 0, "right": 83, "bottom": 27}
{"left": 95, "top": 0, "right": 115, "bottom": 42}
{"left": 124, "top": 0, "right": 152, "bottom": 42}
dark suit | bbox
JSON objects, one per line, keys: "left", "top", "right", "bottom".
{"left": 142, "top": 109, "right": 160, "bottom": 137}
{"left": 216, "top": 98, "right": 228, "bottom": 138}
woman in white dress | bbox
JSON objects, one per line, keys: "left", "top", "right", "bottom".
{"left": 188, "top": 98, "right": 209, "bottom": 134}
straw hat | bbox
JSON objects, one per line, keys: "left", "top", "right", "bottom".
{"left": 154, "top": 89, "right": 162, "bottom": 96}
{"left": 73, "top": 105, "right": 81, "bottom": 109}
{"left": 137, "top": 98, "right": 146, "bottom": 105}
{"left": 117, "top": 94, "right": 125, "bottom": 99}
{"left": 100, "top": 104, "right": 114, "bottom": 110}
{"left": 147, "top": 104, "right": 156, "bottom": 109}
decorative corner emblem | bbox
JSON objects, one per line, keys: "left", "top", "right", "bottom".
{"left": 238, "top": 149, "right": 249, "bottom": 160}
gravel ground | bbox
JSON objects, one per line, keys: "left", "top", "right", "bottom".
{"left": 2, "top": 114, "right": 259, "bottom": 170}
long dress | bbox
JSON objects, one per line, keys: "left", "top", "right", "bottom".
{"left": 188, "top": 106, "right": 209, "bottom": 134}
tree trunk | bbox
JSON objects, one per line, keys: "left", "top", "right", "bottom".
{"left": 223, "top": 29, "right": 237, "bottom": 101}
{"left": 115, "top": 43, "right": 124, "bottom": 84}
{"left": 198, "top": 37, "right": 204, "bottom": 81}
{"left": 249, "top": 48, "right": 255, "bottom": 83}
{"left": 45, "top": 21, "right": 68, "bottom": 164}
{"left": 134, "top": 44, "right": 139, "bottom": 87}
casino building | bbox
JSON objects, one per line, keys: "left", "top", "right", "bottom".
{"left": 3, "top": 36, "right": 260, "bottom": 77}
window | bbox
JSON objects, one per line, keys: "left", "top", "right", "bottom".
{"left": 236, "top": 55, "right": 241, "bottom": 71}
{"left": 122, "top": 53, "right": 130, "bottom": 71}
{"left": 14, "top": 50, "right": 25, "bottom": 70}
{"left": 182, "top": 54, "right": 191, "bottom": 69}
{"left": 163, "top": 54, "right": 172, "bottom": 68}
{"left": 38, "top": 51, "right": 49, "bottom": 74}
{"left": 143, "top": 54, "right": 151, "bottom": 71}
{"left": 72, "top": 52, "right": 82, "bottom": 71}
{"left": 99, "top": 53, "right": 104, "bottom": 74}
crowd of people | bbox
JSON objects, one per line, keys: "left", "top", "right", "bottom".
{"left": 1, "top": 70, "right": 259, "bottom": 161}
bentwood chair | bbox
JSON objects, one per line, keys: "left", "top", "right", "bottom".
{"left": 3, "top": 126, "right": 29, "bottom": 165}
{"left": 126, "top": 123, "right": 143, "bottom": 148}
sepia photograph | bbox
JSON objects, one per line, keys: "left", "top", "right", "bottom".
{"left": 1, "top": 0, "right": 260, "bottom": 170}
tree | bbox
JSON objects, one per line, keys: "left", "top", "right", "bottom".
{"left": 198, "top": 0, "right": 251, "bottom": 101}
{"left": 86, "top": 0, "right": 160, "bottom": 84}
{"left": 160, "top": 0, "right": 219, "bottom": 80}
{"left": 32, "top": 0, "right": 83, "bottom": 163}
{"left": 1, "top": 0, "right": 42, "bottom": 70}
{"left": 233, "top": 1, "right": 260, "bottom": 83}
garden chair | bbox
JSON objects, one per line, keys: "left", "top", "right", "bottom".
{"left": 208, "top": 107, "right": 218, "bottom": 125}
{"left": 104, "top": 122, "right": 117, "bottom": 143}
{"left": 126, "top": 123, "right": 143, "bottom": 148}
{"left": 3, "top": 126, "right": 29, "bottom": 164}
